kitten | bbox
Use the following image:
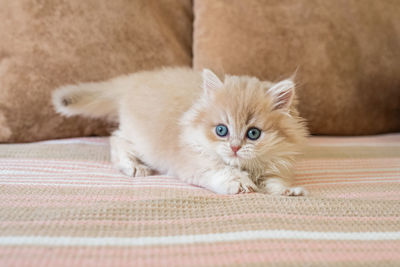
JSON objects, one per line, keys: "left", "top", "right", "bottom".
{"left": 53, "top": 67, "right": 308, "bottom": 195}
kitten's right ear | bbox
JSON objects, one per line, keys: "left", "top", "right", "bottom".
{"left": 267, "top": 79, "right": 295, "bottom": 111}
{"left": 202, "top": 69, "right": 223, "bottom": 97}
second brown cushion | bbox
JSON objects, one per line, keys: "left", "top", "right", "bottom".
{"left": 194, "top": 0, "right": 400, "bottom": 135}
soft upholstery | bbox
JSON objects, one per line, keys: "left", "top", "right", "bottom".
{"left": 193, "top": 0, "right": 400, "bottom": 135}
{"left": 1, "top": 135, "right": 399, "bottom": 265}
{"left": 0, "top": 0, "right": 192, "bottom": 143}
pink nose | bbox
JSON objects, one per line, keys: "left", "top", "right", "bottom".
{"left": 231, "top": 146, "right": 241, "bottom": 153}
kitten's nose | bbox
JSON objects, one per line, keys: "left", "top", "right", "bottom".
{"left": 230, "top": 146, "right": 241, "bottom": 154}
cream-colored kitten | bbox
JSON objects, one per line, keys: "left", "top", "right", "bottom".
{"left": 53, "top": 67, "right": 308, "bottom": 195}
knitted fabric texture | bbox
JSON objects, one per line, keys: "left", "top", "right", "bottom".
{"left": 0, "top": 135, "right": 399, "bottom": 266}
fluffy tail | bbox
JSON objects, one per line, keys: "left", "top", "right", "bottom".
{"left": 52, "top": 81, "right": 119, "bottom": 121}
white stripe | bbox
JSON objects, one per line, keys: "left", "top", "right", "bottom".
{"left": 1, "top": 230, "right": 399, "bottom": 247}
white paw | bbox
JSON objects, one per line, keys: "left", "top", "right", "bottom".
{"left": 210, "top": 169, "right": 257, "bottom": 195}
{"left": 282, "top": 187, "right": 308, "bottom": 197}
{"left": 225, "top": 178, "right": 257, "bottom": 194}
{"left": 261, "top": 178, "right": 307, "bottom": 197}
{"left": 119, "top": 163, "right": 152, "bottom": 177}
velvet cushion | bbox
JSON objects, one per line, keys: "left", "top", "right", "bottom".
{"left": 0, "top": 0, "right": 192, "bottom": 142}
{"left": 193, "top": 0, "right": 400, "bottom": 135}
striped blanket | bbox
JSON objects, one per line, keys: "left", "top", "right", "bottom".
{"left": 1, "top": 134, "right": 399, "bottom": 266}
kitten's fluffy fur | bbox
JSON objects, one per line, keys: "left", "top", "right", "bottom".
{"left": 53, "top": 67, "right": 308, "bottom": 195}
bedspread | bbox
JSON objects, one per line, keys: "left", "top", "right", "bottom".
{"left": 1, "top": 134, "right": 399, "bottom": 266}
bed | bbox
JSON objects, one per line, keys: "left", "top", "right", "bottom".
{"left": 1, "top": 134, "right": 399, "bottom": 266}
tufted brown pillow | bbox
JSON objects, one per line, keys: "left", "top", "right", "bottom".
{"left": 0, "top": 0, "right": 192, "bottom": 142}
{"left": 193, "top": 0, "right": 400, "bottom": 135}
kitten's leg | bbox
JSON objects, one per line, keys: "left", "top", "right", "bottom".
{"left": 260, "top": 177, "right": 307, "bottom": 196}
{"left": 201, "top": 167, "right": 257, "bottom": 194}
{"left": 110, "top": 133, "right": 152, "bottom": 177}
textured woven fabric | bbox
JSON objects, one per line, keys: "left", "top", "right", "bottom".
{"left": 0, "top": 135, "right": 399, "bottom": 266}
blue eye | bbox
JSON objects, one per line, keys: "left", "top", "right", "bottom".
{"left": 215, "top": 124, "right": 228, "bottom": 137}
{"left": 247, "top": 127, "right": 261, "bottom": 140}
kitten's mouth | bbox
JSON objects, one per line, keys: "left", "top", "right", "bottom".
{"left": 225, "top": 155, "right": 241, "bottom": 166}
{"left": 229, "top": 153, "right": 238, "bottom": 159}
{"left": 232, "top": 152, "right": 242, "bottom": 159}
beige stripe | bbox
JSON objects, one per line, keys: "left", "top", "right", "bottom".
{"left": 1, "top": 186, "right": 399, "bottom": 237}
{"left": 2, "top": 214, "right": 398, "bottom": 237}
{"left": 0, "top": 144, "right": 110, "bottom": 161}
{"left": 301, "top": 146, "right": 400, "bottom": 159}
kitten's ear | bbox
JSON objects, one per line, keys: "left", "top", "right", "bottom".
{"left": 267, "top": 79, "right": 295, "bottom": 110}
{"left": 202, "top": 69, "right": 223, "bottom": 96}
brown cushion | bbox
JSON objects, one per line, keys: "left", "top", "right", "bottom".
{"left": 0, "top": 0, "right": 192, "bottom": 142}
{"left": 193, "top": 0, "right": 400, "bottom": 135}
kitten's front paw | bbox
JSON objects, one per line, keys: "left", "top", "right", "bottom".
{"left": 211, "top": 169, "right": 257, "bottom": 195}
{"left": 118, "top": 162, "right": 152, "bottom": 177}
{"left": 261, "top": 178, "right": 307, "bottom": 197}
{"left": 225, "top": 178, "right": 256, "bottom": 194}
{"left": 282, "top": 187, "right": 308, "bottom": 196}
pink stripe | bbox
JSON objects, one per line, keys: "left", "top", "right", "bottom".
{"left": 3, "top": 159, "right": 399, "bottom": 172}
{"left": 296, "top": 178, "right": 399, "bottom": 186}
{"left": 296, "top": 175, "right": 400, "bottom": 182}
{"left": 1, "top": 241, "right": 399, "bottom": 266}
{"left": 0, "top": 174, "right": 127, "bottom": 180}
{"left": 296, "top": 158, "right": 400, "bottom": 164}
{"left": 299, "top": 180, "right": 400, "bottom": 188}
{"left": 0, "top": 173, "right": 181, "bottom": 182}
{"left": 1, "top": 162, "right": 112, "bottom": 169}
{"left": 2, "top": 166, "right": 117, "bottom": 173}
{"left": 8, "top": 166, "right": 399, "bottom": 178}
{"left": 326, "top": 191, "right": 400, "bottom": 200}
{"left": 0, "top": 194, "right": 176, "bottom": 202}
{"left": 0, "top": 181, "right": 188, "bottom": 187}
{"left": 1, "top": 188, "right": 397, "bottom": 202}
{"left": 296, "top": 170, "right": 399, "bottom": 178}
{"left": 295, "top": 165, "right": 400, "bottom": 172}
{"left": 295, "top": 164, "right": 400, "bottom": 171}
{"left": 0, "top": 176, "right": 190, "bottom": 187}
{"left": 1, "top": 241, "right": 398, "bottom": 256}
{"left": 35, "top": 137, "right": 109, "bottom": 144}
{"left": 5, "top": 160, "right": 399, "bottom": 171}
{"left": 4, "top": 161, "right": 398, "bottom": 173}
{"left": 6, "top": 158, "right": 399, "bottom": 167}
{"left": 296, "top": 176, "right": 400, "bottom": 183}
{"left": 0, "top": 176, "right": 195, "bottom": 186}
{"left": 0, "top": 183, "right": 202, "bottom": 190}
{"left": 0, "top": 184, "right": 206, "bottom": 192}
{"left": 0, "top": 159, "right": 112, "bottom": 168}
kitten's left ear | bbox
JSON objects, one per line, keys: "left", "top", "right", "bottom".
{"left": 202, "top": 69, "right": 223, "bottom": 97}
{"left": 267, "top": 79, "right": 295, "bottom": 110}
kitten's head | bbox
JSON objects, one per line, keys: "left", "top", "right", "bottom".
{"left": 181, "top": 69, "right": 308, "bottom": 171}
